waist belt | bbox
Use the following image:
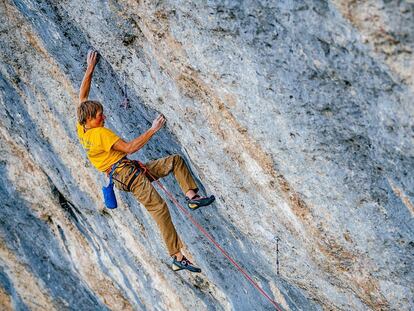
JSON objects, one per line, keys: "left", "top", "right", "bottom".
{"left": 107, "top": 157, "right": 127, "bottom": 178}
{"left": 105, "top": 157, "right": 128, "bottom": 176}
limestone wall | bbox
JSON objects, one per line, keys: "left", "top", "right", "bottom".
{"left": 0, "top": 1, "right": 413, "bottom": 310}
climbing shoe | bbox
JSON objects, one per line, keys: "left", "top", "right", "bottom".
{"left": 185, "top": 195, "right": 215, "bottom": 210}
{"left": 172, "top": 256, "right": 201, "bottom": 273}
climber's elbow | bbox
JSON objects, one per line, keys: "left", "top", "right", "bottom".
{"left": 112, "top": 139, "right": 134, "bottom": 154}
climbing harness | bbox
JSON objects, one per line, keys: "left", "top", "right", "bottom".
{"left": 143, "top": 166, "right": 283, "bottom": 310}
{"left": 103, "top": 158, "right": 144, "bottom": 208}
{"left": 106, "top": 159, "right": 147, "bottom": 192}
{"left": 126, "top": 161, "right": 145, "bottom": 189}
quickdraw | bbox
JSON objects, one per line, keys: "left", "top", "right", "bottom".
{"left": 142, "top": 165, "right": 283, "bottom": 310}
{"left": 120, "top": 73, "right": 130, "bottom": 109}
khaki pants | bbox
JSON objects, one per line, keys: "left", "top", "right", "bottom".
{"left": 113, "top": 154, "right": 198, "bottom": 256}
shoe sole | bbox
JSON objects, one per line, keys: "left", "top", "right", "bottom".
{"left": 188, "top": 203, "right": 200, "bottom": 210}
{"left": 188, "top": 197, "right": 215, "bottom": 210}
{"left": 172, "top": 263, "right": 201, "bottom": 273}
{"left": 172, "top": 264, "right": 183, "bottom": 271}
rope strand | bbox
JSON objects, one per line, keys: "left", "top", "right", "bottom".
{"left": 144, "top": 167, "right": 283, "bottom": 310}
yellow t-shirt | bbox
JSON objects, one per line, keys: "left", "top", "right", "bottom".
{"left": 76, "top": 123, "right": 126, "bottom": 172}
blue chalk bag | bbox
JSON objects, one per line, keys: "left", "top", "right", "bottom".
{"left": 102, "top": 159, "right": 123, "bottom": 209}
{"left": 102, "top": 179, "right": 117, "bottom": 209}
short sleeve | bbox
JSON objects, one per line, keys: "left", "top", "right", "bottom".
{"left": 99, "top": 128, "right": 121, "bottom": 152}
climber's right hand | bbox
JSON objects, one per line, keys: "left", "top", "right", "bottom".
{"left": 87, "top": 50, "right": 99, "bottom": 69}
{"left": 151, "top": 114, "right": 166, "bottom": 132}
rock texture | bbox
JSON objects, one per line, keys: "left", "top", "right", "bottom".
{"left": 0, "top": 0, "right": 413, "bottom": 310}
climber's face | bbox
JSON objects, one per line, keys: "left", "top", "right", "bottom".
{"left": 87, "top": 109, "right": 106, "bottom": 128}
{"left": 96, "top": 110, "right": 106, "bottom": 127}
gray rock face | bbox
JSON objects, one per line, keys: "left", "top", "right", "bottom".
{"left": 0, "top": 0, "right": 413, "bottom": 310}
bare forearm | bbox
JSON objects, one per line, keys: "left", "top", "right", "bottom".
{"left": 127, "top": 128, "right": 156, "bottom": 154}
{"left": 112, "top": 114, "right": 166, "bottom": 154}
{"left": 79, "top": 67, "right": 94, "bottom": 103}
{"left": 79, "top": 50, "right": 99, "bottom": 103}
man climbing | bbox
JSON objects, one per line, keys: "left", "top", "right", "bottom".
{"left": 76, "top": 50, "right": 215, "bottom": 273}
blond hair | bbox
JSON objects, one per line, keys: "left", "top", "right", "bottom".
{"left": 77, "top": 100, "right": 103, "bottom": 126}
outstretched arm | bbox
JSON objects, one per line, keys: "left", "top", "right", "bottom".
{"left": 79, "top": 50, "right": 99, "bottom": 104}
{"left": 112, "top": 114, "right": 166, "bottom": 154}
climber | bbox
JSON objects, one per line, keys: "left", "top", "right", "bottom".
{"left": 76, "top": 50, "right": 215, "bottom": 273}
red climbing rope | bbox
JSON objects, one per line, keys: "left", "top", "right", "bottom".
{"left": 144, "top": 167, "right": 283, "bottom": 311}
